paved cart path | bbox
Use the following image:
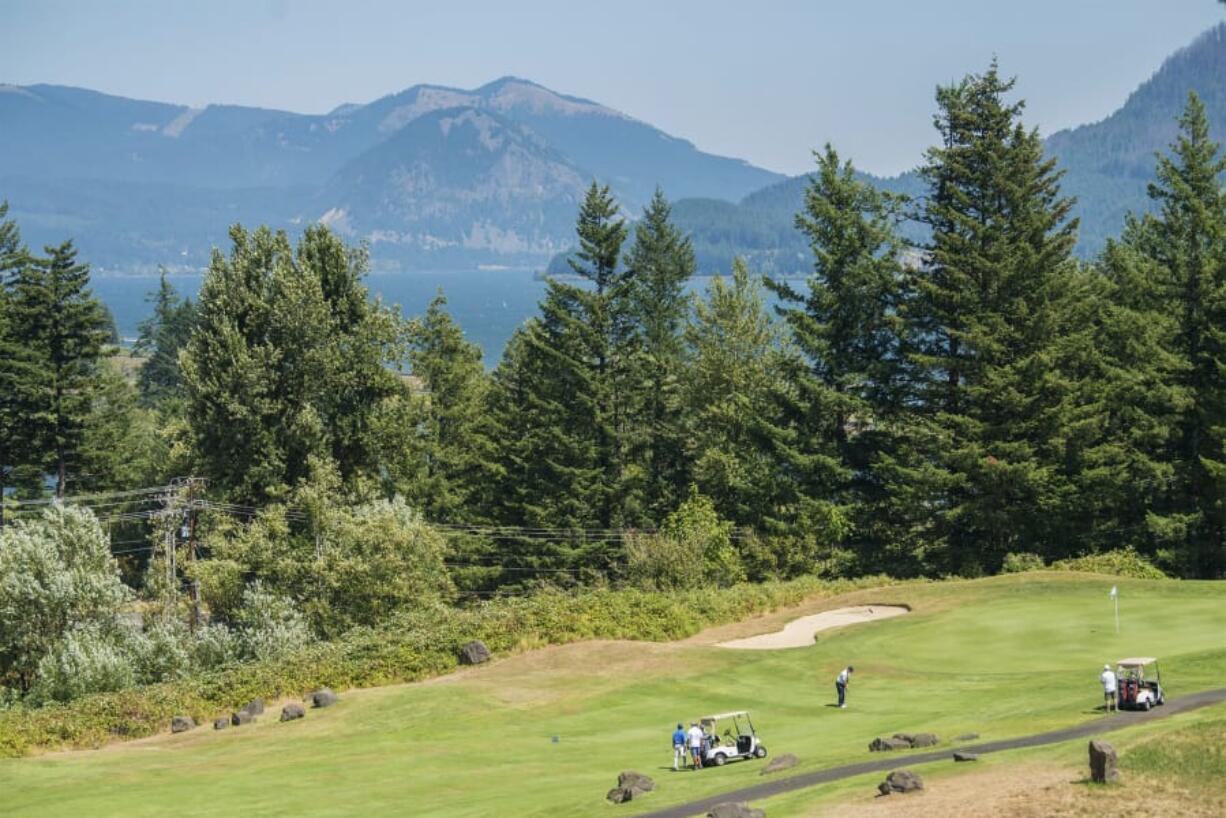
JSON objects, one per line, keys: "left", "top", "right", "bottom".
{"left": 635, "top": 686, "right": 1226, "bottom": 818}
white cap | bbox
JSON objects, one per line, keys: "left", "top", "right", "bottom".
{"left": 1103, "top": 664, "right": 1111, "bottom": 671}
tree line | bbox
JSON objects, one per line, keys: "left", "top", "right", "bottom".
{"left": 2, "top": 64, "right": 1224, "bottom": 582}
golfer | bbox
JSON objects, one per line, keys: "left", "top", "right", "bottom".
{"left": 1100, "top": 664, "right": 1117, "bottom": 713}
{"left": 835, "top": 665, "right": 854, "bottom": 708}
{"left": 686, "top": 722, "right": 705, "bottom": 769}
{"left": 672, "top": 723, "right": 687, "bottom": 770}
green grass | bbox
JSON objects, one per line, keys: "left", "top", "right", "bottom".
{"left": 2, "top": 572, "right": 1224, "bottom": 817}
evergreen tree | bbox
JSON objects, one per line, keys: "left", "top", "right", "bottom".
{"left": 623, "top": 189, "right": 695, "bottom": 522}
{"left": 685, "top": 260, "right": 787, "bottom": 531}
{"left": 133, "top": 272, "right": 196, "bottom": 406}
{"left": 6, "top": 241, "right": 110, "bottom": 497}
{"left": 766, "top": 145, "right": 910, "bottom": 562}
{"left": 909, "top": 63, "right": 1079, "bottom": 573}
{"left": 401, "top": 292, "right": 493, "bottom": 522}
{"left": 1132, "top": 93, "right": 1226, "bottom": 576}
{"left": 0, "top": 202, "right": 39, "bottom": 519}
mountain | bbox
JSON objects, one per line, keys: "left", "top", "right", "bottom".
{"left": 669, "top": 22, "right": 1226, "bottom": 274}
{"left": 0, "top": 77, "right": 783, "bottom": 270}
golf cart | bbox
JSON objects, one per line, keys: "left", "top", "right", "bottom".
{"left": 1116, "top": 657, "right": 1165, "bottom": 711}
{"left": 699, "top": 711, "right": 768, "bottom": 767}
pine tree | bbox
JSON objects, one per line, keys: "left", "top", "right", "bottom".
{"left": 401, "top": 292, "right": 493, "bottom": 522}
{"left": 133, "top": 271, "right": 196, "bottom": 406}
{"left": 0, "top": 202, "right": 39, "bottom": 519}
{"left": 1132, "top": 93, "right": 1226, "bottom": 576}
{"left": 623, "top": 189, "right": 695, "bottom": 522}
{"left": 909, "top": 63, "right": 1079, "bottom": 573}
{"left": 6, "top": 240, "right": 110, "bottom": 497}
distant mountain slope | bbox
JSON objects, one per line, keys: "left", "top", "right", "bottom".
{"left": 0, "top": 77, "right": 783, "bottom": 269}
{"left": 671, "top": 22, "right": 1226, "bottom": 275}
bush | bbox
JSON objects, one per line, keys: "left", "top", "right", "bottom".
{"left": 0, "top": 573, "right": 904, "bottom": 756}
{"left": 233, "top": 582, "right": 312, "bottom": 661}
{"left": 28, "top": 626, "right": 137, "bottom": 705}
{"left": 0, "top": 506, "right": 132, "bottom": 693}
{"left": 626, "top": 488, "right": 744, "bottom": 590}
{"left": 1001, "top": 552, "right": 1046, "bottom": 573}
{"left": 1050, "top": 547, "right": 1168, "bottom": 579}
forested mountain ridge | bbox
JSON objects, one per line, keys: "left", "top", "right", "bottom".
{"left": 0, "top": 77, "right": 782, "bottom": 269}
{"left": 670, "top": 22, "right": 1226, "bottom": 274}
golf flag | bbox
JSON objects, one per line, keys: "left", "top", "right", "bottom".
{"left": 1109, "top": 586, "right": 1117, "bottom": 599}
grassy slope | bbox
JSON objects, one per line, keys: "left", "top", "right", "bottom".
{"left": 1, "top": 573, "right": 1224, "bottom": 817}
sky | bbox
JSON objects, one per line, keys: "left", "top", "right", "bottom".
{"left": 2, "top": 1, "right": 1224, "bottom": 177}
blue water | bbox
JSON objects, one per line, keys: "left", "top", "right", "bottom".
{"left": 92, "top": 269, "right": 551, "bottom": 366}
{"left": 93, "top": 269, "right": 778, "bottom": 366}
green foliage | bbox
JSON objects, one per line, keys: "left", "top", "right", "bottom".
{"left": 180, "top": 224, "right": 408, "bottom": 504}
{"left": 625, "top": 487, "right": 742, "bottom": 589}
{"left": 28, "top": 624, "right": 137, "bottom": 705}
{"left": 0, "top": 506, "right": 131, "bottom": 692}
{"left": 1050, "top": 547, "right": 1168, "bottom": 579}
{"left": 1001, "top": 552, "right": 1046, "bottom": 573}
{"left": 0, "top": 573, "right": 897, "bottom": 756}
{"left": 133, "top": 272, "right": 197, "bottom": 406}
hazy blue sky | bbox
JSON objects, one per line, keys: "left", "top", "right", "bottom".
{"left": 3, "top": 1, "right": 1224, "bottom": 176}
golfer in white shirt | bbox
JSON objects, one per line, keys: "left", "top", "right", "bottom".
{"left": 1100, "top": 664, "right": 1117, "bottom": 713}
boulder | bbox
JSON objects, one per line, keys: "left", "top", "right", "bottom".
{"left": 877, "top": 769, "right": 924, "bottom": 795}
{"left": 617, "top": 771, "right": 654, "bottom": 795}
{"left": 170, "top": 715, "right": 195, "bottom": 733}
{"left": 953, "top": 752, "right": 978, "bottom": 762}
{"left": 955, "top": 733, "right": 980, "bottom": 741}
{"left": 1089, "top": 739, "right": 1119, "bottom": 784}
{"left": 459, "top": 640, "right": 491, "bottom": 665}
{"left": 910, "top": 733, "right": 939, "bottom": 748}
{"left": 242, "top": 698, "right": 265, "bottom": 716}
{"left": 760, "top": 753, "right": 798, "bottom": 775}
{"left": 311, "top": 688, "right": 339, "bottom": 708}
{"left": 280, "top": 702, "right": 306, "bottom": 722}
{"left": 869, "top": 737, "right": 912, "bottom": 752}
{"left": 606, "top": 787, "right": 633, "bottom": 804}
{"left": 231, "top": 710, "right": 254, "bottom": 726}
{"left": 892, "top": 733, "right": 916, "bottom": 745}
{"left": 213, "top": 717, "right": 230, "bottom": 731}
{"left": 707, "top": 803, "right": 766, "bottom": 818}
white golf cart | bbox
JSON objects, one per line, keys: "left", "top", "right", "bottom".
{"left": 699, "top": 711, "right": 768, "bottom": 767}
{"left": 1116, "top": 657, "right": 1165, "bottom": 711}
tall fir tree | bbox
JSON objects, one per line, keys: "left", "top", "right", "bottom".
{"left": 1131, "top": 93, "right": 1226, "bottom": 577}
{"left": 401, "top": 292, "right": 493, "bottom": 522}
{"left": 909, "top": 63, "right": 1079, "bottom": 573}
{"left": 6, "top": 240, "right": 110, "bottom": 497}
{"left": 133, "top": 271, "right": 196, "bottom": 407}
{"left": 623, "top": 189, "right": 695, "bottom": 523}
{"left": 0, "top": 202, "right": 41, "bottom": 518}
{"left": 766, "top": 145, "right": 910, "bottom": 564}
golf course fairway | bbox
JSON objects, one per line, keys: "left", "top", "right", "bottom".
{"left": 2, "top": 572, "right": 1224, "bottom": 817}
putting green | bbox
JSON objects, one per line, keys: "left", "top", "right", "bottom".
{"left": 1, "top": 573, "right": 1223, "bottom": 817}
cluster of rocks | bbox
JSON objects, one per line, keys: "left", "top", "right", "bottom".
{"left": 606, "top": 771, "right": 655, "bottom": 803}
{"left": 707, "top": 803, "right": 765, "bottom": 818}
{"left": 877, "top": 769, "right": 923, "bottom": 796}
{"left": 868, "top": 732, "right": 939, "bottom": 752}
{"left": 172, "top": 690, "right": 339, "bottom": 735}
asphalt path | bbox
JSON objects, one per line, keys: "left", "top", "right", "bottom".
{"left": 635, "top": 686, "right": 1226, "bottom": 818}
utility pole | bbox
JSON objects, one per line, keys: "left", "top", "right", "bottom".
{"left": 187, "top": 478, "right": 202, "bottom": 632}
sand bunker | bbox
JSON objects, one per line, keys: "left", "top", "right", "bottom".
{"left": 717, "top": 605, "right": 910, "bottom": 649}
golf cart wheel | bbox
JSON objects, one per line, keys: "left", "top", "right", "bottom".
{"left": 712, "top": 753, "right": 726, "bottom": 767}
{"left": 754, "top": 745, "right": 768, "bottom": 759}
{"left": 1142, "top": 699, "right": 1151, "bottom": 711}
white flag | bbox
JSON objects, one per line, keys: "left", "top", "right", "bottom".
{"left": 1109, "top": 586, "right": 1118, "bottom": 599}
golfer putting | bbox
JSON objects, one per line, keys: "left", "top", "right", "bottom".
{"left": 835, "top": 665, "right": 853, "bottom": 708}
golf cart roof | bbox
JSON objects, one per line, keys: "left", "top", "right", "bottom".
{"left": 1116, "top": 657, "right": 1158, "bottom": 667}
{"left": 701, "top": 711, "right": 749, "bottom": 721}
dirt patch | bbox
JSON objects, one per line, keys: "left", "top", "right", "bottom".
{"left": 716, "top": 606, "right": 910, "bottom": 650}
{"left": 805, "top": 763, "right": 1226, "bottom": 817}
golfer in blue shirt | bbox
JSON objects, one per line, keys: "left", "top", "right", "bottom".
{"left": 672, "top": 723, "right": 687, "bottom": 770}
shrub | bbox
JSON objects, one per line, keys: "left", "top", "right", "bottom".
{"left": 0, "top": 506, "right": 132, "bottom": 693}
{"left": 1050, "top": 547, "right": 1168, "bottom": 580}
{"left": 233, "top": 582, "right": 312, "bottom": 661}
{"left": 28, "top": 625, "right": 137, "bottom": 704}
{"left": 1001, "top": 552, "right": 1046, "bottom": 573}
{"left": 626, "top": 488, "right": 744, "bottom": 590}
